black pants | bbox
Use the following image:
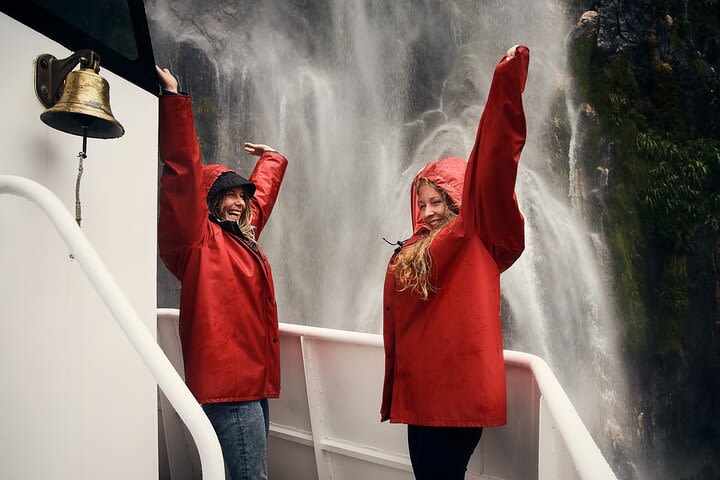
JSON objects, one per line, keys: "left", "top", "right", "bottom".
{"left": 407, "top": 425, "right": 483, "bottom": 480}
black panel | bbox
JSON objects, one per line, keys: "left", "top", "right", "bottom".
{"left": 1, "top": 0, "right": 159, "bottom": 96}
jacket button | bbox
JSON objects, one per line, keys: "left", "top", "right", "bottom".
{"left": 272, "top": 338, "right": 278, "bottom": 343}
{"left": 268, "top": 296, "right": 273, "bottom": 302}
{"left": 385, "top": 306, "right": 390, "bottom": 311}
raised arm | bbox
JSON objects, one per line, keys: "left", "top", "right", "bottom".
{"left": 243, "top": 142, "right": 288, "bottom": 239}
{"left": 461, "top": 45, "right": 529, "bottom": 273}
{"left": 157, "top": 67, "right": 207, "bottom": 268}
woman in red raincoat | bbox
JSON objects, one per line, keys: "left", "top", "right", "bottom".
{"left": 381, "top": 45, "right": 529, "bottom": 478}
{"left": 156, "top": 66, "right": 287, "bottom": 480}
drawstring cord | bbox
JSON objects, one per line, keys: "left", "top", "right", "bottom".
{"left": 382, "top": 237, "right": 405, "bottom": 254}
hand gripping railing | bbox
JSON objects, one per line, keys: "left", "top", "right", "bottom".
{"left": 0, "top": 175, "right": 224, "bottom": 480}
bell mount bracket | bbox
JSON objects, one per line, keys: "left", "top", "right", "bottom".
{"left": 35, "top": 50, "right": 101, "bottom": 108}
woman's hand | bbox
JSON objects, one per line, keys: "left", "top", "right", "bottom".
{"left": 504, "top": 45, "right": 521, "bottom": 61}
{"left": 244, "top": 142, "right": 277, "bottom": 156}
{"left": 156, "top": 65, "right": 179, "bottom": 93}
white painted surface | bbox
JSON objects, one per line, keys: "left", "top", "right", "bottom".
{"left": 0, "top": 13, "right": 158, "bottom": 479}
{"left": 0, "top": 178, "right": 225, "bottom": 480}
{"left": 158, "top": 310, "right": 618, "bottom": 480}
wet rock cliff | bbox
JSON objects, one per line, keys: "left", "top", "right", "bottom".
{"left": 561, "top": 0, "right": 720, "bottom": 477}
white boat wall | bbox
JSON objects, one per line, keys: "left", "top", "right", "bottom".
{"left": 0, "top": 11, "right": 159, "bottom": 480}
{"left": 158, "top": 309, "right": 618, "bottom": 480}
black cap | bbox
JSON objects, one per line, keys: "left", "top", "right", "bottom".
{"left": 206, "top": 171, "right": 256, "bottom": 205}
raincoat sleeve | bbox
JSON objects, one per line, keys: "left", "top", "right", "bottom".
{"left": 157, "top": 94, "right": 207, "bottom": 273}
{"left": 462, "top": 46, "right": 529, "bottom": 273}
{"left": 248, "top": 152, "right": 288, "bottom": 239}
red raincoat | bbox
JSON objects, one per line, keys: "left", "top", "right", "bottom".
{"left": 381, "top": 47, "right": 529, "bottom": 427}
{"left": 159, "top": 94, "right": 287, "bottom": 404}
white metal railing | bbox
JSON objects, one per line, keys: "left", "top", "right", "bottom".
{"left": 159, "top": 308, "right": 618, "bottom": 480}
{"left": 277, "top": 326, "right": 619, "bottom": 480}
{"left": 0, "top": 175, "right": 224, "bottom": 480}
{"left": 504, "top": 351, "right": 618, "bottom": 480}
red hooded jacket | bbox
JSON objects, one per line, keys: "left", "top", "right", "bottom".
{"left": 159, "top": 94, "right": 287, "bottom": 404}
{"left": 381, "top": 47, "right": 529, "bottom": 426}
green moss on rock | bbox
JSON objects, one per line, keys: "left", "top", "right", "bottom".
{"left": 566, "top": 10, "right": 720, "bottom": 357}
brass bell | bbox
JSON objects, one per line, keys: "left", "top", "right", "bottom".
{"left": 36, "top": 50, "right": 124, "bottom": 139}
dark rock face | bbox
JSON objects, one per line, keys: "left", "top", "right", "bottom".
{"left": 596, "top": 0, "right": 655, "bottom": 55}
{"left": 574, "top": 1, "right": 720, "bottom": 138}
{"left": 567, "top": 1, "right": 720, "bottom": 478}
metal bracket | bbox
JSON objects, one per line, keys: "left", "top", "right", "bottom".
{"left": 34, "top": 50, "right": 100, "bottom": 108}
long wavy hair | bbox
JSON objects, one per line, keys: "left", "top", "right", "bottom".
{"left": 208, "top": 189, "right": 256, "bottom": 242}
{"left": 391, "top": 178, "right": 459, "bottom": 299}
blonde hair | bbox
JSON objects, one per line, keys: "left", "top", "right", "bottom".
{"left": 209, "top": 189, "right": 256, "bottom": 243}
{"left": 391, "top": 178, "right": 459, "bottom": 299}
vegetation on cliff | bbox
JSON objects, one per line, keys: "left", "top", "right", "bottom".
{"left": 568, "top": 1, "right": 719, "bottom": 352}
{"left": 565, "top": 0, "right": 719, "bottom": 477}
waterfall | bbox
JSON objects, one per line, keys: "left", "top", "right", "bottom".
{"left": 148, "top": 0, "right": 640, "bottom": 477}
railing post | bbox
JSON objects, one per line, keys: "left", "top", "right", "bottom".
{"left": 301, "top": 336, "right": 335, "bottom": 480}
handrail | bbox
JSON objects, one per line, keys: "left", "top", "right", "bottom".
{"left": 280, "top": 323, "right": 617, "bottom": 479}
{"left": 503, "top": 351, "right": 618, "bottom": 480}
{"left": 160, "top": 308, "right": 617, "bottom": 479}
{"left": 0, "top": 176, "right": 224, "bottom": 480}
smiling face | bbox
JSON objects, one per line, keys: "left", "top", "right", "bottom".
{"left": 217, "top": 187, "right": 247, "bottom": 222}
{"left": 417, "top": 183, "right": 448, "bottom": 231}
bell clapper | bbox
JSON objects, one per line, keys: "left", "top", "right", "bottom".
{"left": 75, "top": 126, "right": 88, "bottom": 227}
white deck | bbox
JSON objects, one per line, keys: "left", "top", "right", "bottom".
{"left": 158, "top": 309, "right": 617, "bottom": 480}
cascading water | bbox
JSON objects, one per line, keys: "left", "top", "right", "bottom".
{"left": 148, "top": 0, "right": 642, "bottom": 477}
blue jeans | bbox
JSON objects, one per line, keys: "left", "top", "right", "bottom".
{"left": 202, "top": 399, "right": 269, "bottom": 480}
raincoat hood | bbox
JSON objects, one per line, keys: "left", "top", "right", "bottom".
{"left": 202, "top": 163, "right": 256, "bottom": 205}
{"left": 410, "top": 156, "right": 467, "bottom": 235}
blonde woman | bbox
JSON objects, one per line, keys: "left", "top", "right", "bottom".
{"left": 381, "top": 45, "right": 529, "bottom": 479}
